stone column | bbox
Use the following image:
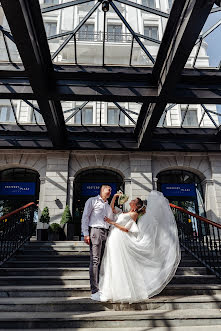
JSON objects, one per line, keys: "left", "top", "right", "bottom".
{"left": 124, "top": 178, "right": 131, "bottom": 211}
{"left": 38, "top": 177, "right": 46, "bottom": 218}
{"left": 202, "top": 179, "right": 219, "bottom": 223}
{"left": 67, "top": 176, "right": 75, "bottom": 215}
{"left": 153, "top": 177, "right": 158, "bottom": 190}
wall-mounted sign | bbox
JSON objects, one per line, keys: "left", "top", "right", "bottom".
{"left": 0, "top": 182, "right": 36, "bottom": 196}
{"left": 81, "top": 183, "right": 117, "bottom": 196}
{"left": 161, "top": 183, "right": 196, "bottom": 197}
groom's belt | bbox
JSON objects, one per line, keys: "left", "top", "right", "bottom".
{"left": 89, "top": 226, "right": 109, "bottom": 231}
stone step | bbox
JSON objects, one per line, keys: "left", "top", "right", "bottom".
{"left": 0, "top": 309, "right": 221, "bottom": 328}
{"left": 1, "top": 284, "right": 221, "bottom": 298}
{"left": 2, "top": 327, "right": 221, "bottom": 331}
{"left": 13, "top": 254, "right": 90, "bottom": 260}
{"left": 24, "top": 241, "right": 87, "bottom": 247}
{"left": 0, "top": 295, "right": 221, "bottom": 312}
{"left": 3, "top": 260, "right": 90, "bottom": 268}
{"left": 0, "top": 274, "right": 218, "bottom": 286}
{"left": 19, "top": 248, "right": 90, "bottom": 253}
{"left": 0, "top": 266, "right": 208, "bottom": 276}
{"left": 3, "top": 260, "right": 201, "bottom": 268}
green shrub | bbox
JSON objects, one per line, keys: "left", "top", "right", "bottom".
{"left": 60, "top": 205, "right": 73, "bottom": 225}
{"left": 39, "top": 207, "right": 50, "bottom": 224}
{"left": 49, "top": 223, "right": 61, "bottom": 233}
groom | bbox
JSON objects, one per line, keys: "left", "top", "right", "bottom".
{"left": 81, "top": 184, "right": 113, "bottom": 300}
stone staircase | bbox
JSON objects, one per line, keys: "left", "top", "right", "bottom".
{"left": 0, "top": 240, "right": 221, "bottom": 330}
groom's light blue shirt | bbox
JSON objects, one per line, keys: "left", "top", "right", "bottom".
{"left": 81, "top": 195, "right": 113, "bottom": 236}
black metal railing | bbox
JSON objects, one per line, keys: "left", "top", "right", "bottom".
{"left": 170, "top": 203, "right": 221, "bottom": 279}
{"left": 76, "top": 31, "right": 132, "bottom": 43}
{"left": 0, "top": 202, "right": 37, "bottom": 265}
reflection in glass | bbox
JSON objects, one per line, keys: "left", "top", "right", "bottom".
{"left": 0, "top": 105, "right": 15, "bottom": 123}
{"left": 75, "top": 108, "right": 93, "bottom": 124}
{"left": 107, "top": 108, "right": 125, "bottom": 125}
{"left": 144, "top": 26, "right": 159, "bottom": 40}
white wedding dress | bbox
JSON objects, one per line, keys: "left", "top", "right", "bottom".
{"left": 99, "top": 190, "right": 181, "bottom": 303}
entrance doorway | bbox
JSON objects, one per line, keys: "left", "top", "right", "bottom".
{"left": 73, "top": 168, "right": 124, "bottom": 239}
{"left": 0, "top": 168, "right": 40, "bottom": 217}
{"left": 157, "top": 170, "right": 205, "bottom": 217}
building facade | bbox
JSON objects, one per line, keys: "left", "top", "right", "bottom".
{"left": 0, "top": 0, "right": 220, "bottom": 237}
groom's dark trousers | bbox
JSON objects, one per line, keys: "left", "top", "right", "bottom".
{"left": 89, "top": 227, "right": 108, "bottom": 294}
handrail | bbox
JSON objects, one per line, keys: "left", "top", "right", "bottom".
{"left": 169, "top": 203, "right": 221, "bottom": 229}
{"left": 0, "top": 202, "right": 37, "bottom": 265}
{"left": 170, "top": 202, "right": 221, "bottom": 280}
{"left": 0, "top": 202, "right": 36, "bottom": 222}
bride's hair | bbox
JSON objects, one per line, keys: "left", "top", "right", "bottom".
{"left": 135, "top": 198, "right": 146, "bottom": 216}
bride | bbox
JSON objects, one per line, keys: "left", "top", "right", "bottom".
{"left": 98, "top": 190, "right": 181, "bottom": 303}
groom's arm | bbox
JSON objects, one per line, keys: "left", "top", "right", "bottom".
{"left": 81, "top": 198, "right": 93, "bottom": 244}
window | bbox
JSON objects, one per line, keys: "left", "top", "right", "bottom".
{"left": 44, "top": 0, "right": 59, "bottom": 4}
{"left": 142, "top": 0, "right": 156, "bottom": 8}
{"left": 30, "top": 109, "right": 44, "bottom": 124}
{"left": 44, "top": 22, "right": 57, "bottom": 37}
{"left": 107, "top": 25, "right": 122, "bottom": 42}
{"left": 107, "top": 108, "right": 125, "bottom": 125}
{"left": 144, "top": 26, "right": 159, "bottom": 40}
{"left": 168, "top": 0, "right": 173, "bottom": 9}
{"left": 78, "top": 24, "right": 94, "bottom": 41}
{"left": 75, "top": 108, "right": 93, "bottom": 124}
{"left": 0, "top": 106, "right": 15, "bottom": 123}
{"left": 181, "top": 109, "right": 198, "bottom": 127}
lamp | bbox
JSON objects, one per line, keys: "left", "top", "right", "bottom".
{"left": 102, "top": 0, "right": 109, "bottom": 12}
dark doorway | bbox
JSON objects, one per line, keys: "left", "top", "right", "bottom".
{"left": 157, "top": 170, "right": 205, "bottom": 217}
{"left": 0, "top": 168, "right": 40, "bottom": 217}
{"left": 73, "top": 168, "right": 124, "bottom": 239}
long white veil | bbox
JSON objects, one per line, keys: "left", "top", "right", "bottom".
{"left": 127, "top": 190, "right": 181, "bottom": 298}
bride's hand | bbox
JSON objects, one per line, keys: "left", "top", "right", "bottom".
{"left": 114, "top": 192, "right": 122, "bottom": 197}
{"left": 104, "top": 216, "right": 112, "bottom": 224}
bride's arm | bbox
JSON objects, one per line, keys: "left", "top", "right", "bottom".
{"left": 104, "top": 216, "right": 129, "bottom": 233}
{"left": 110, "top": 193, "right": 121, "bottom": 212}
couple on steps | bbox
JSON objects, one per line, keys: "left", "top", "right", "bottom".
{"left": 81, "top": 184, "right": 181, "bottom": 303}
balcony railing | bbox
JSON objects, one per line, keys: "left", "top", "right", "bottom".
{"left": 76, "top": 31, "right": 133, "bottom": 43}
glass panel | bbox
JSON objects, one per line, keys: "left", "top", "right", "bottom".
{"left": 0, "top": 106, "right": 15, "bottom": 123}
{"left": 181, "top": 109, "right": 198, "bottom": 127}
{"left": 107, "top": 108, "right": 125, "bottom": 125}
{"left": 107, "top": 25, "right": 122, "bottom": 42}
{"left": 43, "top": 0, "right": 59, "bottom": 4}
{"left": 44, "top": 22, "right": 57, "bottom": 37}
{"left": 141, "top": 0, "right": 156, "bottom": 9}
{"left": 144, "top": 26, "right": 159, "bottom": 40}
{"left": 168, "top": 0, "right": 173, "bottom": 9}
{"left": 78, "top": 24, "right": 95, "bottom": 41}
{"left": 83, "top": 108, "right": 93, "bottom": 124}
{"left": 73, "top": 108, "right": 93, "bottom": 124}
{"left": 30, "top": 110, "right": 44, "bottom": 124}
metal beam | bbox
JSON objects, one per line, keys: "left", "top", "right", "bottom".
{"left": 41, "top": 0, "right": 93, "bottom": 13}
{"left": 0, "top": 75, "right": 221, "bottom": 103}
{"left": 137, "top": 0, "right": 216, "bottom": 148}
{"left": 1, "top": 0, "right": 67, "bottom": 148}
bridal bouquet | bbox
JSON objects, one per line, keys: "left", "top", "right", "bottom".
{"left": 117, "top": 191, "right": 129, "bottom": 205}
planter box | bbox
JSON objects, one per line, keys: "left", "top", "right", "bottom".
{"left": 37, "top": 229, "right": 48, "bottom": 241}
{"left": 48, "top": 231, "right": 60, "bottom": 241}
{"left": 36, "top": 222, "right": 49, "bottom": 241}
{"left": 63, "top": 223, "right": 75, "bottom": 241}
{"left": 37, "top": 222, "right": 49, "bottom": 230}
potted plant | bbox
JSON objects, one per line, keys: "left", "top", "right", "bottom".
{"left": 37, "top": 206, "right": 50, "bottom": 241}
{"left": 48, "top": 223, "right": 61, "bottom": 241}
{"left": 60, "top": 205, "right": 74, "bottom": 241}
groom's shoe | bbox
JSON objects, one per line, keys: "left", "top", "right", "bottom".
{"left": 91, "top": 292, "right": 101, "bottom": 301}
